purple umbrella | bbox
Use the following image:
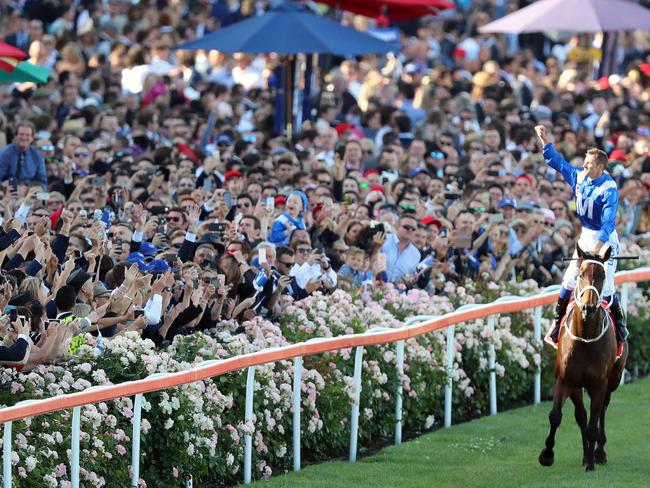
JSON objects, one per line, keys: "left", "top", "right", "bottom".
{"left": 479, "top": 0, "right": 650, "bottom": 34}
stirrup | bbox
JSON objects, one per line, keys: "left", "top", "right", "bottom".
{"left": 544, "top": 328, "right": 559, "bottom": 350}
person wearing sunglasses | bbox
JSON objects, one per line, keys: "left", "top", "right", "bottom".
{"left": 72, "top": 145, "right": 91, "bottom": 176}
{"left": 377, "top": 214, "right": 421, "bottom": 283}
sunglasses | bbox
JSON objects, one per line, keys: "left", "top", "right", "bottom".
{"left": 401, "top": 224, "right": 416, "bottom": 231}
{"left": 551, "top": 207, "right": 564, "bottom": 212}
{"left": 544, "top": 222, "right": 554, "bottom": 227}
{"left": 279, "top": 261, "right": 294, "bottom": 267}
{"left": 39, "top": 145, "right": 55, "bottom": 152}
{"left": 296, "top": 248, "right": 311, "bottom": 254}
{"left": 74, "top": 152, "right": 89, "bottom": 158}
{"left": 168, "top": 216, "right": 182, "bottom": 222}
{"left": 237, "top": 202, "right": 251, "bottom": 208}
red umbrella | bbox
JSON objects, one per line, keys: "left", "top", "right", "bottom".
{"left": 318, "top": 0, "right": 453, "bottom": 21}
{"left": 479, "top": 0, "right": 650, "bottom": 34}
{"left": 0, "top": 41, "right": 27, "bottom": 72}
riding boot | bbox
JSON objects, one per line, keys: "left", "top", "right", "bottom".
{"left": 550, "top": 296, "right": 571, "bottom": 344}
{"left": 609, "top": 302, "right": 629, "bottom": 343}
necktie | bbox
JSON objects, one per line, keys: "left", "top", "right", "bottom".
{"left": 16, "top": 151, "right": 25, "bottom": 182}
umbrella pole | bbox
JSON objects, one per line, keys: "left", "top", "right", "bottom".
{"left": 311, "top": 54, "right": 332, "bottom": 123}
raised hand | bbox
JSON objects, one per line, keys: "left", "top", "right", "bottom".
{"left": 123, "top": 263, "right": 139, "bottom": 285}
{"left": 534, "top": 125, "right": 549, "bottom": 146}
{"left": 187, "top": 204, "right": 201, "bottom": 231}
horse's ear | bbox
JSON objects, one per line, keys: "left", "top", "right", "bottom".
{"left": 576, "top": 243, "right": 586, "bottom": 259}
{"left": 602, "top": 245, "right": 612, "bottom": 263}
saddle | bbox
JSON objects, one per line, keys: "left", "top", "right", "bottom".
{"left": 544, "top": 301, "right": 623, "bottom": 359}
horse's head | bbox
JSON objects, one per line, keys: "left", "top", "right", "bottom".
{"left": 575, "top": 244, "right": 611, "bottom": 320}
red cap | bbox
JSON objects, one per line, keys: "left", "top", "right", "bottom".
{"left": 597, "top": 76, "right": 610, "bottom": 91}
{"left": 176, "top": 143, "right": 199, "bottom": 164}
{"left": 453, "top": 47, "right": 466, "bottom": 58}
{"left": 274, "top": 195, "right": 287, "bottom": 206}
{"left": 638, "top": 63, "right": 650, "bottom": 77}
{"left": 609, "top": 149, "right": 627, "bottom": 162}
{"left": 420, "top": 216, "right": 442, "bottom": 228}
{"left": 364, "top": 169, "right": 380, "bottom": 178}
{"left": 335, "top": 123, "right": 354, "bottom": 136}
{"left": 369, "top": 185, "right": 385, "bottom": 195}
{"left": 224, "top": 170, "right": 243, "bottom": 182}
{"left": 516, "top": 174, "right": 533, "bottom": 186}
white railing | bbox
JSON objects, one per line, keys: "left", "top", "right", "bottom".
{"left": 1, "top": 268, "right": 648, "bottom": 487}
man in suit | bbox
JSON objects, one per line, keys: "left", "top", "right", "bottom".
{"left": 0, "top": 121, "right": 48, "bottom": 189}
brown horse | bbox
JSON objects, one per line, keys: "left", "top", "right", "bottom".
{"left": 539, "top": 244, "right": 628, "bottom": 471}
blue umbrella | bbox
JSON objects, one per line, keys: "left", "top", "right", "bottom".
{"left": 174, "top": 2, "right": 398, "bottom": 55}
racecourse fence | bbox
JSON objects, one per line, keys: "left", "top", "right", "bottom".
{"left": 2, "top": 268, "right": 649, "bottom": 487}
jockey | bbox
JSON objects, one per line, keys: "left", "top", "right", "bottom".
{"left": 535, "top": 125, "right": 628, "bottom": 346}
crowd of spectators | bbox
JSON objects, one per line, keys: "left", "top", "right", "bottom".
{"left": 0, "top": 0, "right": 649, "bottom": 370}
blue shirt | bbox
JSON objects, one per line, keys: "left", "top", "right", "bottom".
{"left": 543, "top": 143, "right": 617, "bottom": 243}
{"left": 338, "top": 264, "right": 373, "bottom": 287}
{"left": 380, "top": 233, "right": 421, "bottom": 283}
{"left": 269, "top": 213, "right": 306, "bottom": 246}
{"left": 0, "top": 143, "right": 48, "bottom": 189}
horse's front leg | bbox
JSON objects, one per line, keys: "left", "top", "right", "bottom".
{"left": 595, "top": 392, "right": 611, "bottom": 465}
{"left": 539, "top": 380, "right": 570, "bottom": 467}
{"left": 570, "top": 389, "right": 588, "bottom": 466}
{"left": 585, "top": 386, "right": 608, "bottom": 471}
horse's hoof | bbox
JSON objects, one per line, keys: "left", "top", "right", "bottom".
{"left": 539, "top": 449, "right": 554, "bottom": 467}
{"left": 585, "top": 463, "right": 595, "bottom": 472}
{"left": 595, "top": 451, "right": 607, "bottom": 465}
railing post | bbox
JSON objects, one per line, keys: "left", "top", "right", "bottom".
{"left": 444, "top": 325, "right": 455, "bottom": 428}
{"left": 487, "top": 315, "right": 497, "bottom": 416}
{"left": 394, "top": 340, "right": 404, "bottom": 445}
{"left": 71, "top": 406, "right": 81, "bottom": 488}
{"left": 131, "top": 393, "right": 143, "bottom": 487}
{"left": 3, "top": 421, "right": 12, "bottom": 488}
{"left": 243, "top": 366, "right": 256, "bottom": 484}
{"left": 533, "top": 306, "right": 542, "bottom": 404}
{"left": 292, "top": 356, "right": 302, "bottom": 472}
{"left": 349, "top": 346, "right": 364, "bottom": 462}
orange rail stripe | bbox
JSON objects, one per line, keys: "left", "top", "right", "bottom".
{"left": 1, "top": 268, "right": 648, "bottom": 423}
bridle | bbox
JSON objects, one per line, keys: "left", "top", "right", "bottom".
{"left": 574, "top": 259, "right": 612, "bottom": 312}
{"left": 567, "top": 259, "right": 612, "bottom": 343}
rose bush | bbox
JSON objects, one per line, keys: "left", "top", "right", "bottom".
{"left": 1, "top": 277, "right": 648, "bottom": 486}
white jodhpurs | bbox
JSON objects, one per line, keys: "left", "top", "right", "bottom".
{"left": 561, "top": 228, "right": 619, "bottom": 297}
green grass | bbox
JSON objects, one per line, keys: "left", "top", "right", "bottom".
{"left": 253, "top": 380, "right": 650, "bottom": 488}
